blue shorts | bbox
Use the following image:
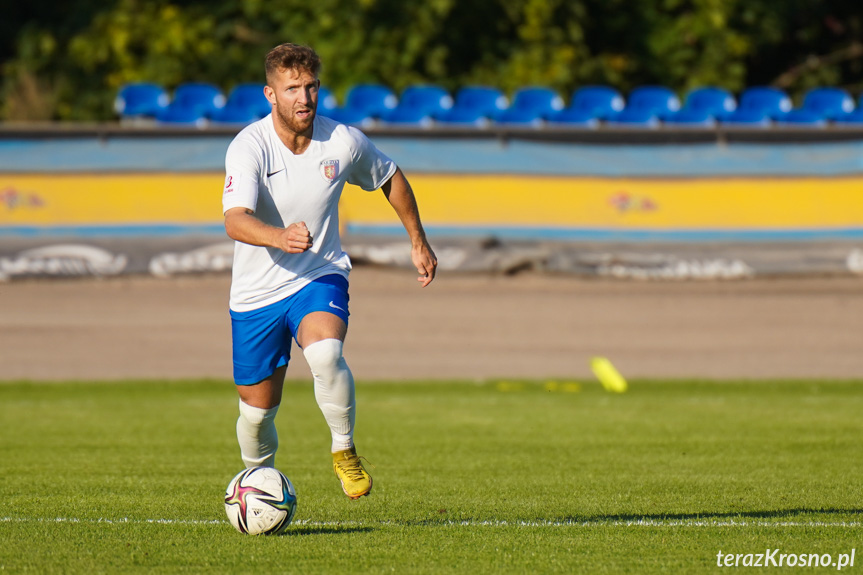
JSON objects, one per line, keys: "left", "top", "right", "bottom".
{"left": 230, "top": 274, "right": 349, "bottom": 385}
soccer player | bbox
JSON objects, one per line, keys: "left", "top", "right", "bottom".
{"left": 222, "top": 43, "right": 437, "bottom": 499}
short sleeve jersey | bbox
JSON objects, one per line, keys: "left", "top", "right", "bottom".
{"left": 223, "top": 114, "right": 396, "bottom": 312}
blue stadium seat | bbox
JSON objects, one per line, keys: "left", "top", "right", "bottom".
{"left": 169, "top": 82, "right": 226, "bottom": 117}
{"left": 568, "top": 86, "right": 625, "bottom": 120}
{"left": 435, "top": 86, "right": 507, "bottom": 125}
{"left": 114, "top": 83, "right": 169, "bottom": 118}
{"left": 454, "top": 86, "right": 508, "bottom": 114}
{"left": 318, "top": 87, "right": 338, "bottom": 114}
{"left": 208, "top": 83, "right": 269, "bottom": 125}
{"left": 720, "top": 87, "right": 791, "bottom": 126}
{"left": 605, "top": 107, "right": 661, "bottom": 128}
{"left": 835, "top": 109, "right": 863, "bottom": 124}
{"left": 800, "top": 87, "right": 854, "bottom": 120}
{"left": 681, "top": 87, "right": 736, "bottom": 119}
{"left": 378, "top": 107, "right": 435, "bottom": 127}
{"left": 327, "top": 84, "right": 395, "bottom": 125}
{"left": 737, "top": 86, "right": 792, "bottom": 117}
{"left": 341, "top": 84, "right": 398, "bottom": 117}
{"left": 623, "top": 86, "right": 681, "bottom": 118}
{"left": 720, "top": 108, "right": 771, "bottom": 126}
{"left": 379, "top": 85, "right": 453, "bottom": 125}
{"left": 774, "top": 109, "right": 827, "bottom": 127}
{"left": 224, "top": 83, "right": 270, "bottom": 116}
{"left": 498, "top": 87, "right": 565, "bottom": 120}
{"left": 434, "top": 107, "right": 492, "bottom": 128}
{"left": 399, "top": 85, "right": 453, "bottom": 114}
{"left": 209, "top": 106, "right": 260, "bottom": 125}
{"left": 545, "top": 108, "right": 600, "bottom": 128}
{"left": 155, "top": 105, "right": 209, "bottom": 127}
{"left": 326, "top": 107, "right": 375, "bottom": 128}
{"left": 835, "top": 94, "right": 863, "bottom": 124}
{"left": 664, "top": 107, "right": 716, "bottom": 127}
{"left": 494, "top": 107, "right": 546, "bottom": 127}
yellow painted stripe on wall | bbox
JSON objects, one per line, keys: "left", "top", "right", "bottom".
{"left": 2, "top": 173, "right": 862, "bottom": 229}
{"left": 0, "top": 174, "right": 221, "bottom": 225}
{"left": 343, "top": 174, "right": 863, "bottom": 229}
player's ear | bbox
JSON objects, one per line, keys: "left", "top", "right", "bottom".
{"left": 263, "top": 85, "right": 276, "bottom": 106}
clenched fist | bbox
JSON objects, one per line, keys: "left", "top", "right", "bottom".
{"left": 278, "top": 221, "right": 313, "bottom": 253}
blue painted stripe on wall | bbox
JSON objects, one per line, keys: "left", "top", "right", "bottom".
{"left": 0, "top": 138, "right": 232, "bottom": 173}
{"left": 1, "top": 136, "right": 863, "bottom": 177}
{"left": 373, "top": 138, "right": 863, "bottom": 177}
{"left": 5, "top": 222, "right": 860, "bottom": 242}
{"left": 0, "top": 224, "right": 227, "bottom": 237}
{"left": 347, "top": 223, "right": 863, "bottom": 242}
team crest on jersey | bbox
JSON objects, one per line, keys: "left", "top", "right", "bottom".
{"left": 320, "top": 159, "right": 339, "bottom": 181}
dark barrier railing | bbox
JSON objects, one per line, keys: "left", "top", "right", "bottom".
{"left": 3, "top": 122, "right": 863, "bottom": 145}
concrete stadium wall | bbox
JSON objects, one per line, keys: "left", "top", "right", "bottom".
{"left": 1, "top": 128, "right": 862, "bottom": 280}
{"left": 2, "top": 134, "right": 863, "bottom": 240}
{"left": 4, "top": 171, "right": 863, "bottom": 241}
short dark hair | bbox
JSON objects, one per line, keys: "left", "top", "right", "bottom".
{"left": 265, "top": 43, "right": 321, "bottom": 84}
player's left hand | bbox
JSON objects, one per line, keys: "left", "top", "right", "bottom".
{"left": 412, "top": 241, "right": 437, "bottom": 287}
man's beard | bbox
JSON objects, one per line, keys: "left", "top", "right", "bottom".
{"left": 275, "top": 102, "right": 315, "bottom": 135}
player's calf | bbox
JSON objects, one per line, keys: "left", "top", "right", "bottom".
{"left": 236, "top": 399, "right": 279, "bottom": 468}
{"left": 304, "top": 338, "right": 355, "bottom": 452}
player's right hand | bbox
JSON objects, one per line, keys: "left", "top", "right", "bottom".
{"left": 280, "top": 221, "right": 313, "bottom": 253}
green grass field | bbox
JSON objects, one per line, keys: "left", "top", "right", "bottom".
{"left": 2, "top": 379, "right": 862, "bottom": 573}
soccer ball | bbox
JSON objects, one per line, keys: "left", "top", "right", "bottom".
{"left": 224, "top": 467, "right": 297, "bottom": 535}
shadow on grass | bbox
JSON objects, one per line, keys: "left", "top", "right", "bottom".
{"left": 284, "top": 525, "right": 373, "bottom": 536}
{"left": 561, "top": 507, "right": 863, "bottom": 524}
{"left": 402, "top": 507, "right": 862, "bottom": 528}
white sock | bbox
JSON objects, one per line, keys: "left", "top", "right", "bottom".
{"left": 236, "top": 399, "right": 279, "bottom": 468}
{"left": 303, "top": 338, "right": 355, "bottom": 452}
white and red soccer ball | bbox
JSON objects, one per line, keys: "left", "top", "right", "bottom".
{"left": 224, "top": 467, "right": 297, "bottom": 535}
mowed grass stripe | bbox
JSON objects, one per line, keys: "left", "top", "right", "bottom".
{"left": 1, "top": 379, "right": 862, "bottom": 574}
{"left": 3, "top": 516, "right": 862, "bottom": 528}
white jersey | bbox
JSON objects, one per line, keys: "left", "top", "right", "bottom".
{"left": 223, "top": 114, "right": 396, "bottom": 312}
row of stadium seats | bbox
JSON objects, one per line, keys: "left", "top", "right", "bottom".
{"left": 115, "top": 82, "right": 863, "bottom": 128}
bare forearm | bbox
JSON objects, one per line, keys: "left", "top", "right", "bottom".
{"left": 224, "top": 208, "right": 312, "bottom": 253}
{"left": 225, "top": 209, "right": 279, "bottom": 247}
{"left": 382, "top": 167, "right": 437, "bottom": 286}
{"left": 382, "top": 168, "right": 428, "bottom": 247}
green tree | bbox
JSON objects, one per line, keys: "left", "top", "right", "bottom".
{"left": 740, "top": 0, "right": 863, "bottom": 99}
{"left": 2, "top": 0, "right": 861, "bottom": 121}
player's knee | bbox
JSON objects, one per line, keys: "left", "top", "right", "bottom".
{"left": 238, "top": 399, "right": 279, "bottom": 427}
{"left": 303, "top": 338, "right": 346, "bottom": 380}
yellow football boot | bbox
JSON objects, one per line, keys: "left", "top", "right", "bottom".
{"left": 332, "top": 446, "right": 373, "bottom": 499}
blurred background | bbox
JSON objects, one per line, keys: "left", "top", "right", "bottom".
{"left": 2, "top": 0, "right": 863, "bottom": 122}
{"left": 0, "top": 0, "right": 862, "bottom": 382}
{"left": 1, "top": 0, "right": 862, "bottom": 281}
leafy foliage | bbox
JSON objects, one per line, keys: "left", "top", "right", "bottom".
{"left": 1, "top": 0, "right": 862, "bottom": 120}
